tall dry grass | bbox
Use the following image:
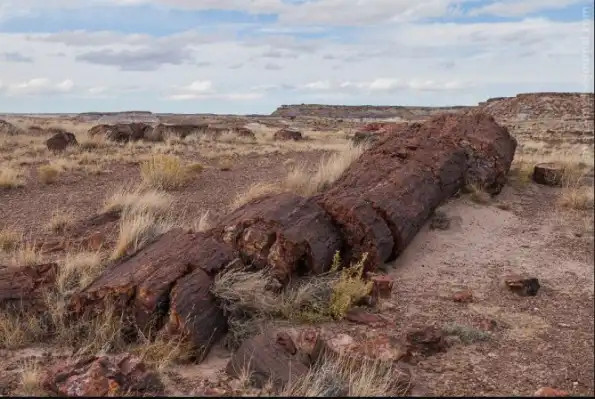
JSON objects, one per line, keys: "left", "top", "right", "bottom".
{"left": 285, "top": 143, "right": 366, "bottom": 196}
{"left": 0, "top": 166, "right": 25, "bottom": 188}
{"left": 140, "top": 154, "right": 192, "bottom": 190}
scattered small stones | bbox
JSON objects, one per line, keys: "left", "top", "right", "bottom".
{"left": 345, "top": 308, "right": 386, "bottom": 327}
{"left": 533, "top": 387, "right": 569, "bottom": 397}
{"left": 452, "top": 289, "right": 474, "bottom": 303}
{"left": 504, "top": 274, "right": 540, "bottom": 296}
{"left": 42, "top": 354, "right": 164, "bottom": 397}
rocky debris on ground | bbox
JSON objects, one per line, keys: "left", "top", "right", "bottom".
{"left": 318, "top": 111, "right": 517, "bottom": 271}
{"left": 480, "top": 93, "right": 594, "bottom": 121}
{"left": 533, "top": 163, "right": 565, "bottom": 187}
{"left": 226, "top": 330, "right": 310, "bottom": 389}
{"left": 46, "top": 130, "right": 78, "bottom": 152}
{"left": 452, "top": 289, "right": 474, "bottom": 303}
{"left": 405, "top": 326, "right": 448, "bottom": 357}
{"left": 533, "top": 387, "right": 569, "bottom": 397}
{"left": 351, "top": 130, "right": 381, "bottom": 146}
{"left": 0, "top": 119, "right": 24, "bottom": 135}
{"left": 42, "top": 354, "right": 164, "bottom": 397}
{"left": 345, "top": 308, "right": 387, "bottom": 327}
{"left": 274, "top": 127, "right": 303, "bottom": 141}
{"left": 504, "top": 274, "right": 541, "bottom": 296}
{"left": 0, "top": 263, "right": 58, "bottom": 309}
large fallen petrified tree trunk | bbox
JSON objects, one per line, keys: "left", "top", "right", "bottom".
{"left": 67, "top": 111, "right": 516, "bottom": 361}
{"left": 317, "top": 111, "right": 517, "bottom": 270}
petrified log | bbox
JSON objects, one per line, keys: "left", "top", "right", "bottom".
{"left": 215, "top": 192, "right": 343, "bottom": 281}
{"left": 318, "top": 111, "right": 516, "bottom": 270}
{"left": 71, "top": 229, "right": 236, "bottom": 333}
{"left": 166, "top": 268, "right": 228, "bottom": 359}
{"left": 532, "top": 163, "right": 564, "bottom": 186}
{"left": 0, "top": 263, "right": 58, "bottom": 309}
{"left": 226, "top": 330, "right": 309, "bottom": 388}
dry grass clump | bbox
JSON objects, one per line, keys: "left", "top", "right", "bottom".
{"left": 230, "top": 182, "right": 283, "bottom": 211}
{"left": 443, "top": 323, "right": 491, "bottom": 344}
{"left": 57, "top": 251, "right": 104, "bottom": 295}
{"left": 111, "top": 210, "right": 173, "bottom": 260}
{"left": 0, "top": 228, "right": 21, "bottom": 252}
{"left": 140, "top": 154, "right": 193, "bottom": 190}
{"left": 132, "top": 331, "right": 195, "bottom": 370}
{"left": 285, "top": 143, "right": 366, "bottom": 196}
{"left": 46, "top": 210, "right": 74, "bottom": 233}
{"left": 11, "top": 242, "right": 43, "bottom": 267}
{"left": 0, "top": 311, "right": 45, "bottom": 349}
{"left": 558, "top": 184, "right": 594, "bottom": 210}
{"left": 17, "top": 361, "right": 47, "bottom": 396}
{"left": 190, "top": 210, "right": 213, "bottom": 232}
{"left": 102, "top": 186, "right": 172, "bottom": 216}
{"left": 37, "top": 164, "right": 60, "bottom": 184}
{"left": 465, "top": 184, "right": 491, "bottom": 204}
{"left": 0, "top": 166, "right": 25, "bottom": 188}
{"left": 213, "top": 252, "right": 372, "bottom": 348}
{"left": 282, "top": 355, "right": 406, "bottom": 397}
{"left": 78, "top": 133, "right": 108, "bottom": 150}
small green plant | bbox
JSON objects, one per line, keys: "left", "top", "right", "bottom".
{"left": 443, "top": 323, "right": 491, "bottom": 344}
{"left": 328, "top": 252, "right": 373, "bottom": 319}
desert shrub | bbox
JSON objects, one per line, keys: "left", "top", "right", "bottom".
{"left": 0, "top": 166, "right": 25, "bottom": 188}
{"left": 140, "top": 154, "right": 191, "bottom": 190}
{"left": 37, "top": 164, "right": 60, "bottom": 184}
{"left": 443, "top": 323, "right": 491, "bottom": 344}
{"left": 327, "top": 252, "right": 373, "bottom": 319}
{"left": 285, "top": 143, "right": 366, "bottom": 196}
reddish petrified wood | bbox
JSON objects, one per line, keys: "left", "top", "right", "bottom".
{"left": 0, "top": 263, "right": 58, "bottom": 309}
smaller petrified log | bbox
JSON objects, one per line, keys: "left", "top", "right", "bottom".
{"left": 46, "top": 131, "right": 78, "bottom": 152}
{"left": 532, "top": 163, "right": 564, "bottom": 187}
{"left": 216, "top": 193, "right": 342, "bottom": 281}
{"left": 0, "top": 263, "right": 58, "bottom": 308}
{"left": 226, "top": 331, "right": 309, "bottom": 388}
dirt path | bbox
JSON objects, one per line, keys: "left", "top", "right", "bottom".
{"left": 388, "top": 184, "right": 594, "bottom": 396}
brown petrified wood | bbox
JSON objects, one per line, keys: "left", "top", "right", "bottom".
{"left": 71, "top": 229, "right": 237, "bottom": 334}
{"left": 532, "top": 163, "right": 564, "bottom": 186}
{"left": 0, "top": 263, "right": 58, "bottom": 309}
{"left": 318, "top": 111, "right": 517, "bottom": 270}
{"left": 215, "top": 192, "right": 343, "bottom": 282}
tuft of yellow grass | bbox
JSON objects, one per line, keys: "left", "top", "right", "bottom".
{"left": 466, "top": 184, "right": 491, "bottom": 205}
{"left": 284, "top": 143, "right": 366, "bottom": 196}
{"left": 558, "top": 177, "right": 594, "bottom": 210}
{"left": 0, "top": 311, "right": 44, "bottom": 350}
{"left": 0, "top": 228, "right": 21, "bottom": 252}
{"left": 110, "top": 210, "right": 173, "bottom": 260}
{"left": 57, "top": 250, "right": 104, "bottom": 295}
{"left": 102, "top": 186, "right": 172, "bottom": 216}
{"left": 140, "top": 154, "right": 192, "bottom": 190}
{"left": 46, "top": 210, "right": 74, "bottom": 233}
{"left": 37, "top": 164, "right": 60, "bottom": 184}
{"left": 0, "top": 166, "right": 25, "bottom": 188}
{"left": 190, "top": 210, "right": 213, "bottom": 233}
{"left": 17, "top": 361, "right": 46, "bottom": 396}
{"left": 11, "top": 242, "right": 43, "bottom": 267}
{"left": 230, "top": 182, "right": 283, "bottom": 211}
{"left": 282, "top": 354, "right": 405, "bottom": 396}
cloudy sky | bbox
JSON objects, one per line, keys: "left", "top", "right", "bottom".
{"left": 0, "top": 0, "right": 593, "bottom": 114}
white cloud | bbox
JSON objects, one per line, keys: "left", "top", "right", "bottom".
{"left": 186, "top": 80, "right": 214, "bottom": 93}
{"left": 470, "top": 0, "right": 587, "bottom": 17}
{"left": 5, "top": 78, "right": 75, "bottom": 96}
{"left": 303, "top": 81, "right": 332, "bottom": 90}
